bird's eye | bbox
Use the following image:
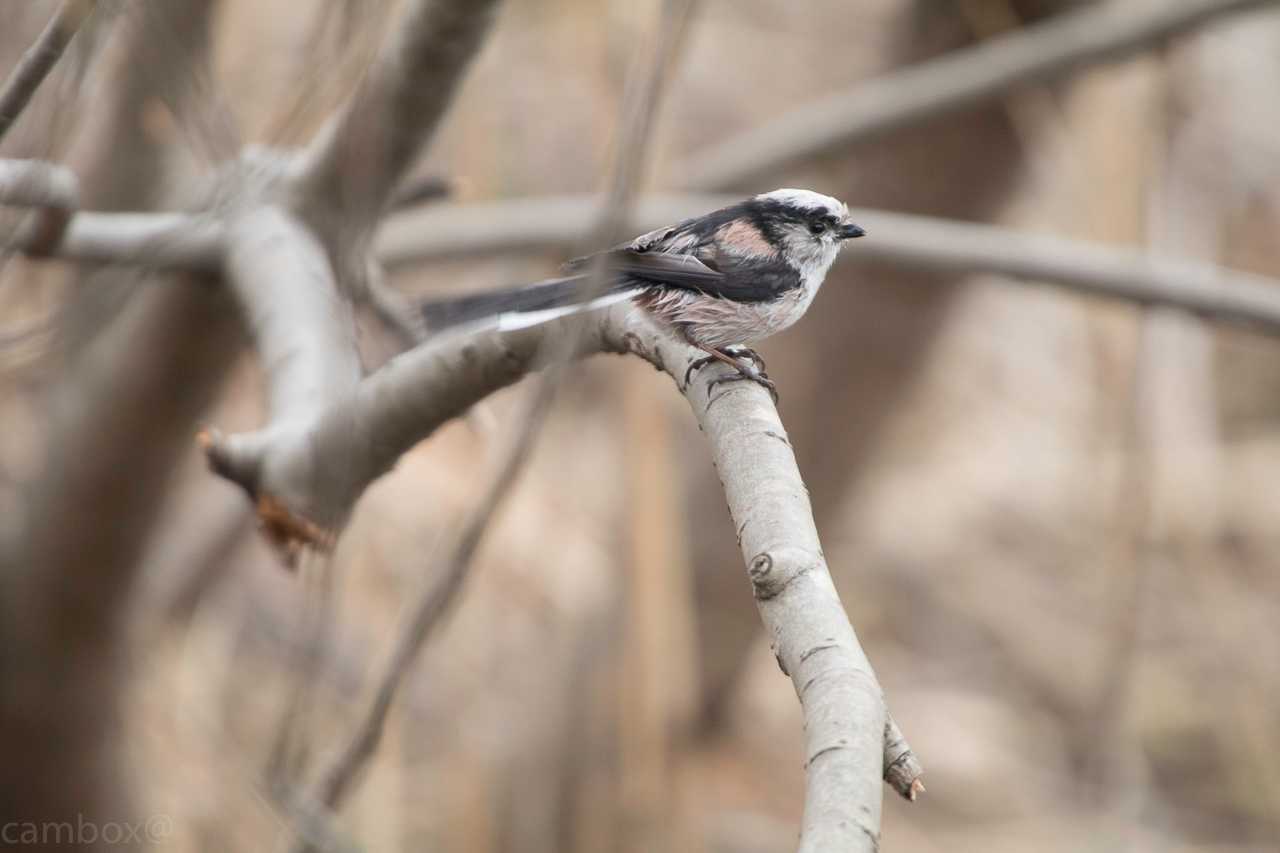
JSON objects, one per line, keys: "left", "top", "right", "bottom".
{"left": 808, "top": 221, "right": 827, "bottom": 235}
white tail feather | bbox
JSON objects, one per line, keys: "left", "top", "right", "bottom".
{"left": 494, "top": 290, "right": 637, "bottom": 332}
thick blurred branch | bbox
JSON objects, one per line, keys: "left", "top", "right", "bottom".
{"left": 379, "top": 195, "right": 1280, "bottom": 335}
{"left": 1, "top": 1, "right": 239, "bottom": 844}
{"left": 200, "top": 207, "right": 362, "bottom": 550}
{"left": 677, "top": 0, "right": 1279, "bottom": 190}
{"left": 206, "top": 311, "right": 605, "bottom": 523}
{"left": 295, "top": 0, "right": 502, "bottom": 244}
{"left": 223, "top": 207, "right": 360, "bottom": 422}
{"left": 43, "top": 210, "right": 224, "bottom": 268}
{"left": 0, "top": 0, "right": 95, "bottom": 143}
{"left": 0, "top": 160, "right": 79, "bottom": 255}
{"left": 192, "top": 0, "right": 504, "bottom": 553}
{"left": 0, "top": 159, "right": 77, "bottom": 208}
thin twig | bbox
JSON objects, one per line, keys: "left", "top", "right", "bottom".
{"left": 378, "top": 193, "right": 1280, "bottom": 335}
{"left": 263, "top": 550, "right": 342, "bottom": 808}
{"left": 676, "top": 0, "right": 1279, "bottom": 189}
{"left": 303, "top": 384, "right": 550, "bottom": 816}
{"left": 884, "top": 715, "right": 926, "bottom": 801}
{"left": 363, "top": 259, "right": 425, "bottom": 347}
{"left": 264, "top": 782, "right": 362, "bottom": 853}
{"left": 0, "top": 0, "right": 96, "bottom": 144}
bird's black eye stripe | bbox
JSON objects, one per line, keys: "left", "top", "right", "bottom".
{"left": 808, "top": 214, "right": 837, "bottom": 235}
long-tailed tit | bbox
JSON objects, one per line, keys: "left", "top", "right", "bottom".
{"left": 419, "top": 188, "right": 865, "bottom": 398}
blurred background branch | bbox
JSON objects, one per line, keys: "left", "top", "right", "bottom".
{"left": 295, "top": 0, "right": 502, "bottom": 253}
{"left": 0, "top": 0, "right": 95, "bottom": 143}
{"left": 1, "top": 0, "right": 243, "bottom": 843}
{"left": 0, "top": 158, "right": 77, "bottom": 208}
{"left": 677, "top": 0, "right": 1277, "bottom": 190}
{"left": 380, "top": 195, "right": 1280, "bottom": 334}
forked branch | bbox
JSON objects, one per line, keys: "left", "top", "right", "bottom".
{"left": 202, "top": 302, "right": 923, "bottom": 850}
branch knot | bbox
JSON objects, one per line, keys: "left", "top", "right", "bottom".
{"left": 748, "top": 547, "right": 818, "bottom": 600}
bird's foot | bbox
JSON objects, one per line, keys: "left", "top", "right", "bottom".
{"left": 708, "top": 358, "right": 778, "bottom": 404}
{"left": 683, "top": 353, "right": 718, "bottom": 388}
{"left": 685, "top": 346, "right": 779, "bottom": 404}
{"left": 721, "top": 345, "right": 767, "bottom": 373}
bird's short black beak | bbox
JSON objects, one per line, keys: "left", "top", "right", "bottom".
{"left": 838, "top": 222, "right": 866, "bottom": 240}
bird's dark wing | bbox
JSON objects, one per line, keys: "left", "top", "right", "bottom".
{"left": 562, "top": 220, "right": 703, "bottom": 268}
{"left": 563, "top": 203, "right": 739, "bottom": 270}
{"left": 567, "top": 227, "right": 801, "bottom": 304}
{"left": 603, "top": 249, "right": 801, "bottom": 303}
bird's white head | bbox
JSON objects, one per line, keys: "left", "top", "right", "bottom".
{"left": 751, "top": 188, "right": 863, "bottom": 282}
{"left": 754, "top": 188, "right": 848, "bottom": 219}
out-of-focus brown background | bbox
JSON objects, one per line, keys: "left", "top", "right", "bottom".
{"left": 2, "top": 1, "right": 1279, "bottom": 851}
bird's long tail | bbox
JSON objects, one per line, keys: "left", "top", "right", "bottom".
{"left": 418, "top": 275, "right": 639, "bottom": 335}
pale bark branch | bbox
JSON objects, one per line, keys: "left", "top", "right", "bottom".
{"left": 207, "top": 207, "right": 362, "bottom": 527}
{"left": 223, "top": 208, "right": 361, "bottom": 419}
{"left": 205, "top": 302, "right": 923, "bottom": 849}
{"left": 378, "top": 194, "right": 1280, "bottom": 335}
{"left": 676, "top": 0, "right": 1279, "bottom": 190}
{"left": 294, "top": 0, "right": 502, "bottom": 237}
{"left": 849, "top": 208, "right": 1280, "bottom": 334}
{"left": 0, "top": 0, "right": 96, "bottom": 144}
{"left": 48, "top": 210, "right": 224, "bottom": 269}
{"left": 209, "top": 312, "right": 594, "bottom": 521}
{"left": 0, "top": 159, "right": 77, "bottom": 209}
{"left": 0, "top": 159, "right": 79, "bottom": 254}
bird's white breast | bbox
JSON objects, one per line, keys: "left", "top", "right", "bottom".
{"left": 643, "top": 285, "right": 816, "bottom": 350}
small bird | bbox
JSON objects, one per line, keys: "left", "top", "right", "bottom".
{"left": 419, "top": 188, "right": 865, "bottom": 398}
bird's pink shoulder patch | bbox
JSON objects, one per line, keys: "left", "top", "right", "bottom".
{"left": 716, "top": 219, "right": 775, "bottom": 257}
